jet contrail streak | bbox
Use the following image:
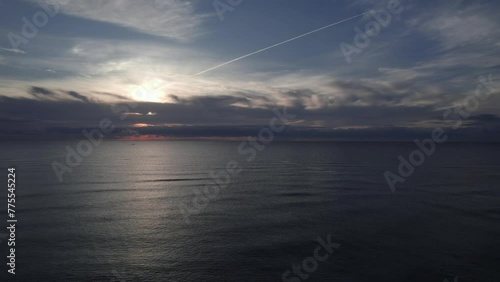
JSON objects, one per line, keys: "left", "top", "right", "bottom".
{"left": 195, "top": 12, "right": 368, "bottom": 76}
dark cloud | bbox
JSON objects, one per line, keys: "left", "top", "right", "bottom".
{"left": 169, "top": 94, "right": 180, "bottom": 103}
{"left": 0, "top": 117, "right": 36, "bottom": 123}
{"left": 172, "top": 95, "right": 251, "bottom": 108}
{"left": 65, "top": 91, "right": 91, "bottom": 103}
{"left": 29, "top": 87, "right": 56, "bottom": 99}
{"left": 1, "top": 81, "right": 500, "bottom": 141}
{"left": 469, "top": 114, "right": 500, "bottom": 123}
{"left": 93, "top": 92, "right": 132, "bottom": 101}
{"left": 9, "top": 124, "right": 500, "bottom": 142}
{"left": 466, "top": 114, "right": 500, "bottom": 128}
{"left": 331, "top": 80, "right": 396, "bottom": 104}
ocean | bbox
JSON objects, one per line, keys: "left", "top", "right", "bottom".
{"left": 0, "top": 141, "right": 499, "bottom": 281}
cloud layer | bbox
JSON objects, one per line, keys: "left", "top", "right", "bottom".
{"left": 1, "top": 0, "right": 500, "bottom": 140}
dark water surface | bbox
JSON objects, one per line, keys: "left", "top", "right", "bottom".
{"left": 1, "top": 141, "right": 499, "bottom": 281}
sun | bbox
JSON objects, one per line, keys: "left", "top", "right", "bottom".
{"left": 130, "top": 78, "right": 165, "bottom": 102}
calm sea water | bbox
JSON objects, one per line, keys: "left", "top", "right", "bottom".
{"left": 0, "top": 141, "right": 499, "bottom": 281}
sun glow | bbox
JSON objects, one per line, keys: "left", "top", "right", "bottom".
{"left": 133, "top": 123, "right": 153, "bottom": 127}
{"left": 130, "top": 78, "right": 166, "bottom": 102}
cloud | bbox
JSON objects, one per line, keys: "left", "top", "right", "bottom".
{"left": 29, "top": 86, "right": 57, "bottom": 98}
{"left": 1, "top": 85, "right": 499, "bottom": 141}
{"left": 6, "top": 123, "right": 500, "bottom": 142}
{"left": 2, "top": 78, "right": 500, "bottom": 142}
{"left": 408, "top": 2, "right": 500, "bottom": 50}
{"left": 35, "top": 0, "right": 208, "bottom": 41}
{"left": 421, "top": 15, "right": 497, "bottom": 50}
{"left": 467, "top": 114, "right": 500, "bottom": 127}
{"left": 0, "top": 48, "right": 26, "bottom": 54}
{"left": 469, "top": 114, "right": 500, "bottom": 122}
{"left": 65, "top": 91, "right": 91, "bottom": 103}
{"left": 92, "top": 92, "right": 132, "bottom": 101}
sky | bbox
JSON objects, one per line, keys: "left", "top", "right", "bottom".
{"left": 0, "top": 0, "right": 499, "bottom": 141}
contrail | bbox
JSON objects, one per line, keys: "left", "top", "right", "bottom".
{"left": 195, "top": 12, "right": 368, "bottom": 76}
